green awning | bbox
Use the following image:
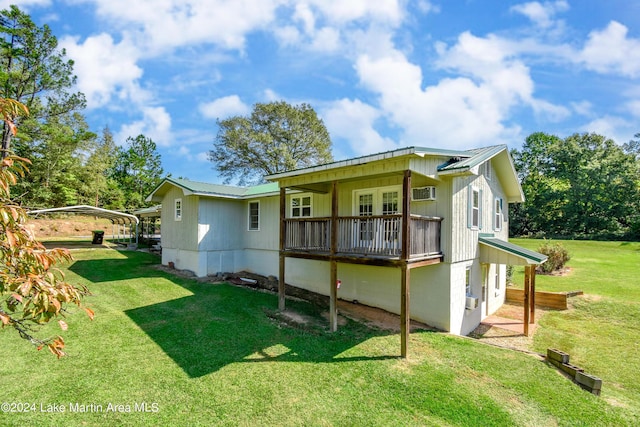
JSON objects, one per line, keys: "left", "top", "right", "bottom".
{"left": 479, "top": 236, "right": 547, "bottom": 266}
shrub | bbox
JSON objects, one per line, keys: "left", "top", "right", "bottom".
{"left": 506, "top": 265, "right": 514, "bottom": 284}
{"left": 537, "top": 241, "right": 571, "bottom": 273}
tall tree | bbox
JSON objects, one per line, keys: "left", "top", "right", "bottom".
{"left": 13, "top": 112, "right": 95, "bottom": 208}
{"left": 78, "top": 126, "right": 124, "bottom": 209}
{"left": 210, "top": 101, "right": 333, "bottom": 185}
{"left": 0, "top": 5, "right": 85, "bottom": 158}
{"left": 112, "top": 134, "right": 163, "bottom": 209}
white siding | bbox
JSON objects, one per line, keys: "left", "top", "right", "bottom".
{"left": 160, "top": 187, "right": 198, "bottom": 251}
{"left": 197, "top": 199, "right": 244, "bottom": 251}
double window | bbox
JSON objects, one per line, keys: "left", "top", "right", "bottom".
{"left": 291, "top": 195, "right": 312, "bottom": 217}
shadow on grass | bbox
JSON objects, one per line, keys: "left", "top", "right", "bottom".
{"left": 69, "top": 250, "right": 165, "bottom": 283}
{"left": 71, "top": 253, "right": 398, "bottom": 378}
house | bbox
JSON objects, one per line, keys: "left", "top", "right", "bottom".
{"left": 147, "top": 145, "right": 546, "bottom": 354}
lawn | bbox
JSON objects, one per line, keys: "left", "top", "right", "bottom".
{"left": 511, "top": 239, "right": 640, "bottom": 416}
{"left": 0, "top": 247, "right": 637, "bottom": 426}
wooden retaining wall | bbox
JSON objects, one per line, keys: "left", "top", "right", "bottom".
{"left": 506, "top": 288, "right": 583, "bottom": 310}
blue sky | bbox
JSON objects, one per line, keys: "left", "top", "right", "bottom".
{"left": 12, "top": 0, "right": 640, "bottom": 183}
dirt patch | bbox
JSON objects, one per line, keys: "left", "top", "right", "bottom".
{"left": 27, "top": 216, "right": 114, "bottom": 239}
{"left": 538, "top": 267, "right": 573, "bottom": 277}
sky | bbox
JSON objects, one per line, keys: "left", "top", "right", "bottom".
{"left": 10, "top": 0, "right": 640, "bottom": 183}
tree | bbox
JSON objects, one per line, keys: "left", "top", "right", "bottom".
{"left": 112, "top": 134, "right": 163, "bottom": 209}
{"left": 13, "top": 112, "right": 95, "bottom": 208}
{"left": 78, "top": 126, "right": 124, "bottom": 209}
{"left": 210, "top": 101, "right": 333, "bottom": 185}
{"left": 0, "top": 5, "right": 85, "bottom": 158}
{"left": 0, "top": 98, "right": 93, "bottom": 357}
{"left": 511, "top": 132, "right": 640, "bottom": 238}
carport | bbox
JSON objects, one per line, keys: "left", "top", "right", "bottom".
{"left": 27, "top": 205, "right": 139, "bottom": 247}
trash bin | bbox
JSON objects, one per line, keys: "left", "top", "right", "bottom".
{"left": 91, "top": 230, "right": 104, "bottom": 244}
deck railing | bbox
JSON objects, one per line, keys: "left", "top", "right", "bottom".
{"left": 283, "top": 214, "right": 442, "bottom": 258}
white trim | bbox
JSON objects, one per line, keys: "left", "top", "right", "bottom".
{"left": 174, "top": 198, "right": 182, "bottom": 221}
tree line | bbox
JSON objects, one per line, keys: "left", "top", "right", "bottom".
{"left": 1, "top": 5, "right": 163, "bottom": 211}
{"left": 509, "top": 132, "right": 640, "bottom": 240}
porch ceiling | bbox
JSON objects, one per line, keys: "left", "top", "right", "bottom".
{"left": 479, "top": 236, "right": 547, "bottom": 266}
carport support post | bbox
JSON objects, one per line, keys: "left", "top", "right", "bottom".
{"left": 278, "top": 187, "right": 286, "bottom": 311}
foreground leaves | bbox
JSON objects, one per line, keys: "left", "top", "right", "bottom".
{"left": 1, "top": 154, "right": 92, "bottom": 357}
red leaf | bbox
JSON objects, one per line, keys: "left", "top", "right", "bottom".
{"left": 84, "top": 307, "right": 95, "bottom": 320}
{"left": 58, "top": 320, "right": 68, "bottom": 331}
{"left": 11, "top": 293, "right": 22, "bottom": 303}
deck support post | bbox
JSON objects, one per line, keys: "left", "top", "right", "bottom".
{"left": 400, "top": 170, "right": 411, "bottom": 358}
{"left": 278, "top": 187, "right": 286, "bottom": 311}
{"left": 329, "top": 181, "right": 339, "bottom": 332}
{"left": 400, "top": 265, "right": 410, "bottom": 358}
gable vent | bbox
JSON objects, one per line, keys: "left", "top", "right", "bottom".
{"left": 412, "top": 186, "right": 436, "bottom": 201}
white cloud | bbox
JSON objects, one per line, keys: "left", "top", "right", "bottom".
{"left": 351, "top": 30, "right": 583, "bottom": 149}
{"left": 626, "top": 100, "right": 640, "bottom": 118}
{"left": 510, "top": 1, "right": 569, "bottom": 28}
{"left": 304, "top": 0, "right": 404, "bottom": 26}
{"left": 579, "top": 21, "right": 640, "bottom": 77}
{"left": 116, "top": 106, "right": 172, "bottom": 147}
{"left": 74, "top": 0, "right": 285, "bottom": 55}
{"left": 199, "top": 95, "right": 250, "bottom": 120}
{"left": 196, "top": 152, "right": 210, "bottom": 162}
{"left": 59, "top": 33, "right": 144, "bottom": 109}
{"left": 0, "top": 0, "right": 50, "bottom": 9}
{"left": 570, "top": 101, "right": 593, "bottom": 117}
{"left": 581, "top": 115, "right": 633, "bottom": 145}
{"left": 323, "top": 98, "right": 397, "bottom": 155}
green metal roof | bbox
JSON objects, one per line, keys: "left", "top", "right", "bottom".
{"left": 437, "top": 145, "right": 506, "bottom": 172}
{"left": 266, "top": 146, "right": 473, "bottom": 181}
{"left": 479, "top": 236, "right": 548, "bottom": 265}
{"left": 146, "top": 177, "right": 281, "bottom": 202}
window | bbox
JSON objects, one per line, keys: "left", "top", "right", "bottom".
{"left": 381, "top": 191, "right": 399, "bottom": 215}
{"left": 494, "top": 269, "right": 500, "bottom": 295}
{"left": 174, "top": 198, "right": 182, "bottom": 221}
{"left": 357, "top": 193, "right": 374, "bottom": 241}
{"left": 482, "top": 161, "right": 492, "bottom": 180}
{"left": 465, "top": 267, "right": 472, "bottom": 296}
{"left": 468, "top": 186, "right": 481, "bottom": 229}
{"left": 248, "top": 201, "right": 260, "bottom": 231}
{"left": 291, "top": 195, "right": 312, "bottom": 217}
{"left": 494, "top": 198, "right": 503, "bottom": 231}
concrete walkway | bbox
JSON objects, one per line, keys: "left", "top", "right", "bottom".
{"left": 481, "top": 315, "right": 537, "bottom": 335}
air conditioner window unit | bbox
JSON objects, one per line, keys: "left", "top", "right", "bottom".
{"left": 465, "top": 296, "right": 478, "bottom": 310}
{"left": 412, "top": 186, "right": 436, "bottom": 201}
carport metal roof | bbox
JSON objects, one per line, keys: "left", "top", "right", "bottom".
{"left": 27, "top": 205, "right": 139, "bottom": 225}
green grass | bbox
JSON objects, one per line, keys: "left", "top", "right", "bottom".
{"left": 0, "top": 248, "right": 637, "bottom": 426}
{"left": 511, "top": 239, "right": 640, "bottom": 416}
